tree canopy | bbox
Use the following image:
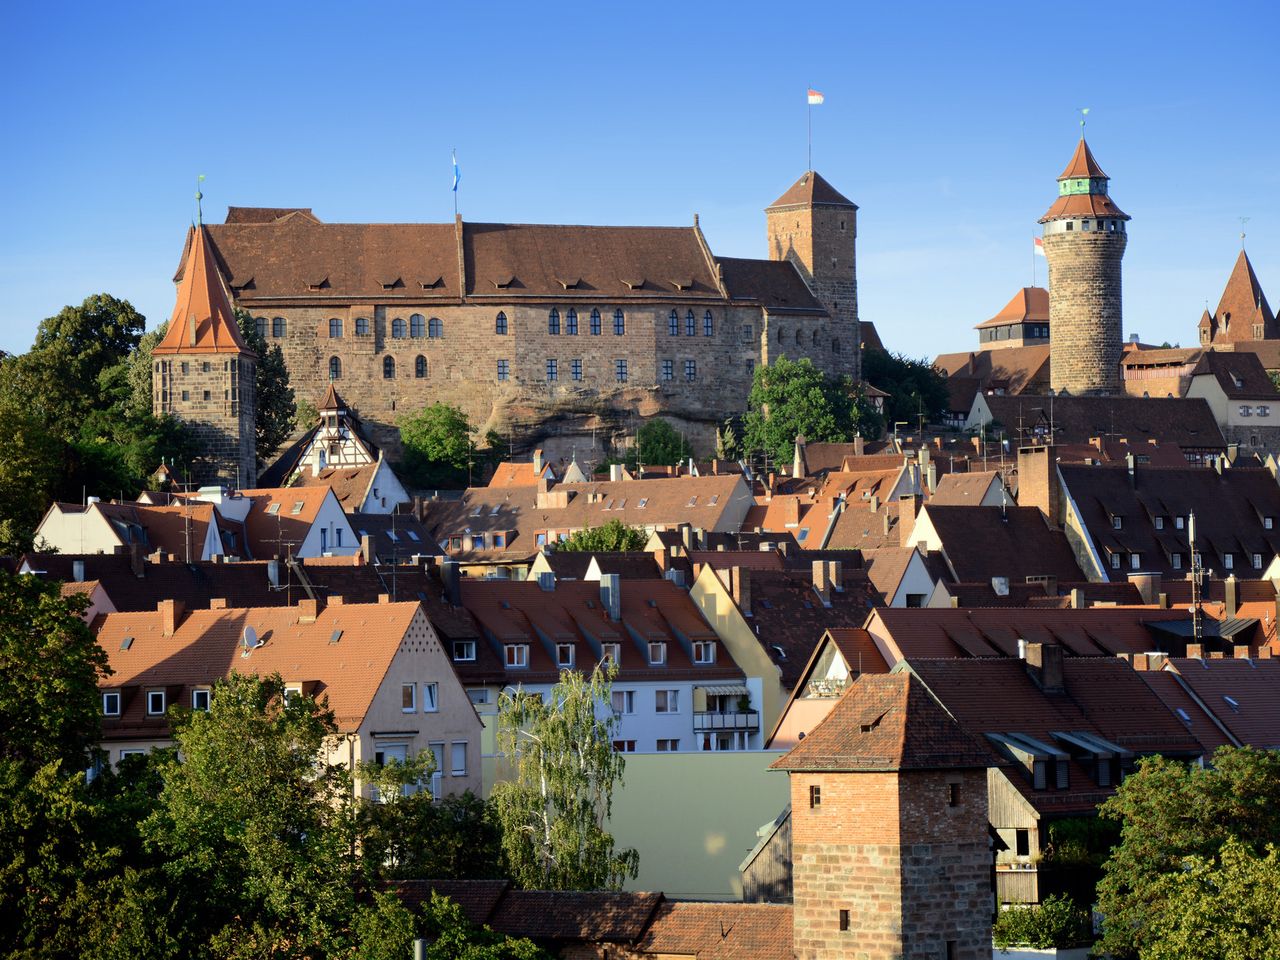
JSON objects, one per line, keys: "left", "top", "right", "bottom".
{"left": 236, "top": 310, "right": 298, "bottom": 463}
{"left": 555, "top": 519, "right": 647, "bottom": 553}
{"left": 860, "top": 348, "right": 950, "bottom": 429}
{"left": 636, "top": 418, "right": 691, "bottom": 466}
{"left": 399, "top": 402, "right": 474, "bottom": 488}
{"left": 491, "top": 666, "right": 639, "bottom": 890}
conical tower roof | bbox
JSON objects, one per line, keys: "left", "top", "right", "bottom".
{"left": 1215, "top": 250, "right": 1274, "bottom": 333}
{"left": 1039, "top": 138, "right": 1128, "bottom": 223}
{"left": 319, "top": 383, "right": 347, "bottom": 412}
{"left": 767, "top": 171, "right": 857, "bottom": 210}
{"left": 153, "top": 226, "right": 253, "bottom": 356}
{"left": 1058, "top": 137, "right": 1109, "bottom": 180}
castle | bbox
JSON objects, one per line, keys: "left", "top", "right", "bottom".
{"left": 169, "top": 171, "right": 862, "bottom": 460}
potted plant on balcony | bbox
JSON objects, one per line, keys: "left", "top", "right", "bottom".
{"left": 736, "top": 694, "right": 752, "bottom": 714}
{"left": 992, "top": 894, "right": 1092, "bottom": 959}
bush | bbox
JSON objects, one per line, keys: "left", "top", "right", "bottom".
{"left": 992, "top": 894, "right": 1091, "bottom": 950}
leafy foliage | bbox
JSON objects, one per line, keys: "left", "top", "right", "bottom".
{"left": 860, "top": 348, "right": 950, "bottom": 429}
{"left": 1096, "top": 747, "right": 1280, "bottom": 957}
{"left": 399, "top": 402, "right": 474, "bottom": 488}
{"left": 235, "top": 309, "right": 297, "bottom": 463}
{"left": 491, "top": 666, "right": 639, "bottom": 890}
{"left": 991, "top": 894, "right": 1091, "bottom": 950}
{"left": 416, "top": 893, "right": 549, "bottom": 960}
{"left": 636, "top": 418, "right": 691, "bottom": 466}
{"left": 743, "top": 356, "right": 881, "bottom": 466}
{"left": 555, "top": 519, "right": 647, "bottom": 553}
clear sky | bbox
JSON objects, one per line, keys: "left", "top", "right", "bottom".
{"left": 2, "top": 1, "right": 1277, "bottom": 359}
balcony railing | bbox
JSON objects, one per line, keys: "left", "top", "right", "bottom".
{"left": 694, "top": 710, "right": 760, "bottom": 732}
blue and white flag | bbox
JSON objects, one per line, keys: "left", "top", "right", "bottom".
{"left": 452, "top": 151, "right": 460, "bottom": 192}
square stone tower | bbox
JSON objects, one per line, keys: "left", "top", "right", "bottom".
{"left": 772, "top": 669, "right": 993, "bottom": 959}
{"left": 766, "top": 171, "right": 862, "bottom": 381}
{"left": 153, "top": 226, "right": 257, "bottom": 487}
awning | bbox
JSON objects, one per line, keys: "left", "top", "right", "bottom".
{"left": 699, "top": 684, "right": 748, "bottom": 697}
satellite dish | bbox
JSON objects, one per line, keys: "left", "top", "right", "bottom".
{"left": 242, "top": 626, "right": 259, "bottom": 651}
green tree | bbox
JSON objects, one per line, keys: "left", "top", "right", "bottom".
{"left": 236, "top": 309, "right": 297, "bottom": 462}
{"left": 555, "top": 519, "right": 647, "bottom": 553}
{"left": 743, "top": 355, "right": 879, "bottom": 466}
{"left": 491, "top": 666, "right": 639, "bottom": 890}
{"left": 1096, "top": 747, "right": 1280, "bottom": 957}
{"left": 416, "top": 892, "right": 550, "bottom": 960}
{"left": 399, "top": 402, "right": 474, "bottom": 488}
{"left": 859, "top": 348, "right": 950, "bottom": 429}
{"left": 636, "top": 418, "right": 691, "bottom": 466}
{"left": 0, "top": 383, "right": 68, "bottom": 552}
{"left": 991, "top": 894, "right": 1091, "bottom": 950}
{"left": 125, "top": 322, "right": 168, "bottom": 418}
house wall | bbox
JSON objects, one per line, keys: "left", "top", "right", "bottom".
{"left": 358, "top": 458, "right": 411, "bottom": 514}
{"left": 35, "top": 505, "right": 120, "bottom": 555}
{"left": 296, "top": 492, "right": 360, "bottom": 557}
{"left": 889, "top": 551, "right": 938, "bottom": 607}
{"left": 1058, "top": 473, "right": 1108, "bottom": 583}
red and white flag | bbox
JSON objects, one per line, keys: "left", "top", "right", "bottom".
{"left": 1033, "top": 236, "right": 1046, "bottom": 257}
{"left": 807, "top": 89, "right": 824, "bottom": 105}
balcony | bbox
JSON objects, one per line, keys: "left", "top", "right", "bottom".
{"left": 694, "top": 710, "right": 760, "bottom": 732}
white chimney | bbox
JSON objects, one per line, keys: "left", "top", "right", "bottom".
{"left": 600, "top": 573, "right": 622, "bottom": 621}
{"left": 73, "top": 560, "right": 85, "bottom": 582}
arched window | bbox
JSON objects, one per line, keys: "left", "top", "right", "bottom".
{"left": 669, "top": 310, "right": 679, "bottom": 336}
{"left": 777, "top": 326, "right": 785, "bottom": 343}
{"left": 415, "top": 355, "right": 427, "bottom": 378}
{"left": 685, "top": 311, "right": 695, "bottom": 336}
{"left": 614, "top": 309, "right": 625, "bottom": 335}
{"left": 272, "top": 317, "right": 286, "bottom": 338}
{"left": 429, "top": 317, "right": 442, "bottom": 338}
{"left": 255, "top": 317, "right": 268, "bottom": 339}
{"left": 548, "top": 309, "right": 560, "bottom": 335}
{"left": 329, "top": 318, "right": 343, "bottom": 338}
{"left": 589, "top": 309, "right": 600, "bottom": 335}
{"left": 383, "top": 356, "right": 396, "bottom": 379}
{"left": 795, "top": 329, "right": 803, "bottom": 346}
{"left": 832, "top": 339, "right": 841, "bottom": 354}
{"left": 329, "top": 356, "right": 342, "bottom": 380}
{"left": 355, "top": 317, "right": 369, "bottom": 336}
{"left": 410, "top": 313, "right": 425, "bottom": 338}
{"left": 496, "top": 312, "right": 508, "bottom": 335}
{"left": 566, "top": 309, "right": 579, "bottom": 335}
{"left": 704, "top": 311, "right": 713, "bottom": 336}
{"left": 392, "top": 318, "right": 406, "bottom": 339}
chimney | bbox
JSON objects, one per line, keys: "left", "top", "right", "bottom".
{"left": 1128, "top": 572, "right": 1162, "bottom": 606}
{"left": 1016, "top": 638, "right": 1027, "bottom": 659}
{"left": 360, "top": 534, "right": 374, "bottom": 565}
{"left": 680, "top": 523, "right": 694, "bottom": 552}
{"left": 159, "top": 598, "right": 185, "bottom": 637}
{"left": 854, "top": 435, "right": 865, "bottom": 457}
{"left": 869, "top": 494, "right": 880, "bottom": 512}
{"left": 1025, "top": 642, "right": 1065, "bottom": 693}
{"left": 72, "top": 560, "right": 85, "bottom": 582}
{"left": 130, "top": 540, "right": 145, "bottom": 579}
{"left": 609, "top": 464, "right": 622, "bottom": 482}
{"left": 793, "top": 434, "right": 807, "bottom": 479}
{"left": 1132, "top": 653, "right": 1150, "bottom": 671}
{"left": 926, "top": 462, "right": 937, "bottom": 494}
{"left": 298, "top": 598, "right": 320, "bottom": 623}
{"left": 537, "top": 571, "right": 556, "bottom": 591}
{"left": 377, "top": 593, "right": 390, "bottom": 604}
{"left": 1186, "top": 643, "right": 1203, "bottom": 659}
{"left": 1225, "top": 575, "right": 1239, "bottom": 619}
{"left": 898, "top": 494, "right": 921, "bottom": 548}
{"left": 1070, "top": 587, "right": 1085, "bottom": 609}
{"left": 210, "top": 598, "right": 227, "bottom": 610}
{"left": 1017, "top": 445, "right": 1061, "bottom": 526}
{"left": 1234, "top": 644, "right": 1252, "bottom": 660}
{"left": 729, "top": 566, "right": 751, "bottom": 614}
{"left": 441, "top": 558, "right": 461, "bottom": 606}
{"left": 1126, "top": 452, "right": 1136, "bottom": 487}
{"left": 882, "top": 510, "right": 891, "bottom": 536}
{"left": 599, "top": 573, "right": 621, "bottom": 621}
{"left": 533, "top": 448, "right": 544, "bottom": 473}
{"left": 267, "top": 559, "right": 281, "bottom": 588}
{"left": 813, "top": 560, "right": 830, "bottom": 604}
{"left": 828, "top": 559, "right": 844, "bottom": 592}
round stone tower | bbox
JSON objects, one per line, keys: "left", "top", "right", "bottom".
{"left": 1039, "top": 138, "right": 1129, "bottom": 396}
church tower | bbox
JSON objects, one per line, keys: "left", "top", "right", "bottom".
{"left": 1039, "top": 138, "right": 1130, "bottom": 395}
{"left": 766, "top": 172, "right": 862, "bottom": 381}
{"left": 153, "top": 226, "right": 257, "bottom": 487}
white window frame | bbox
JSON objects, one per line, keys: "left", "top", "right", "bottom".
{"left": 611, "top": 690, "right": 635, "bottom": 715}
{"left": 451, "top": 741, "right": 468, "bottom": 777}
{"left": 693, "top": 641, "right": 716, "bottom": 664}
{"left": 556, "top": 643, "right": 575, "bottom": 668}
{"left": 601, "top": 642, "right": 621, "bottom": 666}
{"left": 146, "top": 690, "right": 166, "bottom": 716}
{"left": 505, "top": 643, "right": 529, "bottom": 668}
{"left": 1224, "top": 553, "right": 1234, "bottom": 570}
{"left": 1110, "top": 554, "right": 1122, "bottom": 570}
{"left": 1130, "top": 553, "right": 1141, "bottom": 570}
{"left": 191, "top": 688, "right": 211, "bottom": 711}
{"left": 655, "top": 689, "right": 679, "bottom": 713}
{"left": 467, "top": 688, "right": 490, "bottom": 706}
{"left": 1172, "top": 553, "right": 1183, "bottom": 570}
{"left": 103, "top": 691, "right": 121, "bottom": 716}
{"left": 1253, "top": 553, "right": 1264, "bottom": 569}
{"left": 453, "top": 640, "right": 476, "bottom": 662}
{"left": 422, "top": 682, "right": 439, "bottom": 712}
{"left": 648, "top": 641, "right": 667, "bottom": 665}
{"left": 401, "top": 683, "right": 416, "bottom": 713}
{"left": 1154, "top": 516, "right": 1164, "bottom": 530}
{"left": 284, "top": 683, "right": 303, "bottom": 705}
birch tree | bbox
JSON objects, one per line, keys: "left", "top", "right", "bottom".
{"left": 491, "top": 665, "right": 639, "bottom": 890}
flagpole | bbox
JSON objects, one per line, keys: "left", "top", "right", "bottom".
{"left": 453, "top": 147, "right": 458, "bottom": 219}
{"left": 807, "top": 96, "right": 812, "bottom": 172}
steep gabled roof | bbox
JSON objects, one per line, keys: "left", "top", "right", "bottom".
{"left": 766, "top": 170, "right": 857, "bottom": 209}
{"left": 1214, "top": 250, "right": 1274, "bottom": 338}
{"left": 771, "top": 670, "right": 992, "bottom": 772}
{"left": 1190, "top": 350, "right": 1280, "bottom": 400}
{"left": 974, "top": 287, "right": 1049, "bottom": 329}
{"left": 1058, "top": 138, "right": 1109, "bottom": 180}
{"left": 154, "top": 227, "right": 252, "bottom": 356}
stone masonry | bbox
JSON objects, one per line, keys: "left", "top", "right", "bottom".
{"left": 155, "top": 354, "right": 257, "bottom": 487}
{"left": 1044, "top": 230, "right": 1127, "bottom": 395}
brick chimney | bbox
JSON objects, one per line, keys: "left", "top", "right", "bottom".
{"left": 854, "top": 435, "right": 865, "bottom": 457}
{"left": 533, "top": 448, "right": 544, "bottom": 473}
{"left": 813, "top": 560, "right": 830, "bottom": 605}
{"left": 159, "top": 598, "right": 185, "bottom": 637}
{"left": 898, "top": 495, "right": 921, "bottom": 548}
{"left": 298, "top": 598, "right": 320, "bottom": 624}
{"left": 1025, "top": 642, "right": 1065, "bottom": 693}
{"left": 729, "top": 566, "right": 751, "bottom": 614}
{"left": 793, "top": 434, "right": 807, "bottom": 479}
{"left": 1017, "top": 445, "right": 1061, "bottom": 526}
{"left": 130, "top": 540, "right": 145, "bottom": 579}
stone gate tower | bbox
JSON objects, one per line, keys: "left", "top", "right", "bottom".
{"left": 766, "top": 172, "right": 862, "bottom": 381}
{"left": 773, "top": 670, "right": 992, "bottom": 959}
{"left": 153, "top": 226, "right": 257, "bottom": 487}
{"left": 1039, "top": 138, "right": 1130, "bottom": 395}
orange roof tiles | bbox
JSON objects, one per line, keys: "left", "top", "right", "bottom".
{"left": 1058, "top": 138, "right": 1109, "bottom": 180}
{"left": 634, "top": 901, "right": 793, "bottom": 959}
{"left": 974, "top": 287, "right": 1049, "bottom": 330}
{"left": 1208, "top": 250, "right": 1275, "bottom": 343}
{"left": 1039, "top": 191, "right": 1130, "bottom": 223}
{"left": 154, "top": 227, "right": 252, "bottom": 356}
{"left": 238, "top": 486, "right": 335, "bottom": 558}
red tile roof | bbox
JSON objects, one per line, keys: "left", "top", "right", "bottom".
{"left": 1206, "top": 250, "right": 1275, "bottom": 344}
{"left": 1039, "top": 192, "right": 1129, "bottom": 223}
{"left": 633, "top": 901, "right": 793, "bottom": 959}
{"left": 923, "top": 505, "right": 1085, "bottom": 584}
{"left": 719, "top": 257, "right": 825, "bottom": 314}
{"left": 1167, "top": 656, "right": 1280, "bottom": 748}
{"left": 1058, "top": 138, "right": 1109, "bottom": 180}
{"left": 154, "top": 227, "right": 252, "bottom": 356}
{"left": 929, "top": 471, "right": 1001, "bottom": 506}
{"left": 766, "top": 170, "right": 857, "bottom": 209}
{"left": 933, "top": 345, "right": 1051, "bottom": 396}
{"left": 237, "top": 486, "right": 336, "bottom": 558}
{"left": 974, "top": 287, "right": 1049, "bottom": 330}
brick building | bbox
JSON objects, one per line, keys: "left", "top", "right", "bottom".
{"left": 1039, "top": 138, "right": 1130, "bottom": 396}
{"left": 179, "top": 171, "right": 862, "bottom": 462}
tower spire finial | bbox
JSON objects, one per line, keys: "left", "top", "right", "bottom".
{"left": 195, "top": 174, "right": 206, "bottom": 226}
{"left": 1239, "top": 216, "right": 1250, "bottom": 250}
{"left": 1077, "top": 106, "right": 1090, "bottom": 136}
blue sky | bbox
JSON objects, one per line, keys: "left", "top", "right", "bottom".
{"left": 2, "top": 0, "right": 1277, "bottom": 358}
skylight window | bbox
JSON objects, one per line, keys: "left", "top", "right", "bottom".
{"left": 471, "top": 506, "right": 483, "bottom": 517}
{"left": 638, "top": 498, "right": 648, "bottom": 508}
{"left": 406, "top": 530, "right": 420, "bottom": 541}
{"left": 290, "top": 501, "right": 304, "bottom": 515}
{"left": 687, "top": 496, "right": 698, "bottom": 507}
{"left": 1224, "top": 695, "right": 1241, "bottom": 712}
{"left": 490, "top": 505, "right": 501, "bottom": 516}
{"left": 266, "top": 503, "right": 280, "bottom": 515}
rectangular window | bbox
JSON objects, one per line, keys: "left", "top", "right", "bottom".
{"left": 1266, "top": 517, "right": 1275, "bottom": 530}
{"left": 684, "top": 359, "right": 696, "bottom": 381}
{"left": 422, "top": 682, "right": 438, "bottom": 712}
{"left": 401, "top": 683, "right": 416, "bottom": 713}
{"left": 947, "top": 782, "right": 960, "bottom": 807}
{"left": 284, "top": 683, "right": 302, "bottom": 705}
{"left": 612, "top": 740, "right": 636, "bottom": 753}
{"left": 1224, "top": 553, "right": 1234, "bottom": 570}
{"left": 497, "top": 359, "right": 509, "bottom": 381}
{"left": 591, "top": 311, "right": 602, "bottom": 335}
{"left": 809, "top": 784, "right": 821, "bottom": 808}
{"left": 505, "top": 644, "right": 529, "bottom": 668}
{"left": 1259, "top": 406, "right": 1271, "bottom": 417}
{"left": 1015, "top": 828, "right": 1030, "bottom": 857}
{"left": 192, "top": 688, "right": 211, "bottom": 711}
{"left": 655, "top": 689, "right": 679, "bottom": 713}
{"left": 571, "top": 358, "right": 582, "bottom": 381}
{"left": 741, "top": 324, "right": 753, "bottom": 341}
{"left": 1176, "top": 516, "right": 1185, "bottom": 530}
{"left": 611, "top": 690, "right": 635, "bottom": 715}
{"left": 648, "top": 641, "right": 667, "bottom": 665}
{"left": 556, "top": 643, "right": 575, "bottom": 667}
{"left": 662, "top": 359, "right": 674, "bottom": 381}
{"left": 703, "top": 312, "right": 713, "bottom": 336}
{"left": 693, "top": 641, "right": 716, "bottom": 664}
{"left": 453, "top": 640, "right": 476, "bottom": 662}
{"left": 566, "top": 311, "right": 578, "bottom": 335}
{"left": 1254, "top": 553, "right": 1264, "bottom": 569}
{"left": 1154, "top": 516, "right": 1164, "bottom": 530}
{"left": 1172, "top": 553, "right": 1183, "bottom": 570}
{"left": 613, "top": 311, "right": 625, "bottom": 335}
{"left": 615, "top": 359, "right": 628, "bottom": 383}
{"left": 467, "top": 688, "right": 490, "bottom": 706}
{"left": 202, "top": 390, "right": 211, "bottom": 402}
{"left": 181, "top": 389, "right": 190, "bottom": 401}
{"left": 493, "top": 533, "right": 506, "bottom": 548}
{"left": 146, "top": 690, "right": 166, "bottom": 716}
{"left": 656, "top": 738, "right": 680, "bottom": 752}
{"left": 546, "top": 359, "right": 558, "bottom": 382}
{"left": 839, "top": 909, "right": 849, "bottom": 932}
{"left": 1110, "top": 554, "right": 1121, "bottom": 570}
{"left": 1240, "top": 405, "right": 1253, "bottom": 417}
{"left": 1112, "top": 516, "right": 1123, "bottom": 530}
{"left": 103, "top": 692, "right": 121, "bottom": 716}
{"left": 201, "top": 361, "right": 211, "bottom": 373}
{"left": 601, "top": 642, "right": 621, "bottom": 666}
{"left": 451, "top": 741, "right": 467, "bottom": 776}
{"left": 1130, "top": 553, "right": 1141, "bottom": 570}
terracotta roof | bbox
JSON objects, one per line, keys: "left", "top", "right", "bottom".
{"left": 1207, "top": 250, "right": 1275, "bottom": 343}
{"left": 1058, "top": 138, "right": 1109, "bottom": 180}
{"left": 294, "top": 463, "right": 379, "bottom": 511}
{"left": 933, "top": 345, "right": 1051, "bottom": 396}
{"left": 237, "top": 486, "right": 336, "bottom": 558}
{"left": 929, "top": 471, "right": 1001, "bottom": 506}
{"left": 772, "top": 670, "right": 992, "bottom": 772}
{"left": 825, "top": 497, "right": 904, "bottom": 552}
{"left": 975, "top": 287, "right": 1049, "bottom": 329}
{"left": 488, "top": 890, "right": 664, "bottom": 943}
{"left": 224, "top": 207, "right": 319, "bottom": 225}
{"left": 95, "top": 598, "right": 423, "bottom": 737}
{"left": 923, "top": 505, "right": 1085, "bottom": 584}
{"left": 766, "top": 170, "right": 857, "bottom": 209}
{"left": 719, "top": 257, "right": 825, "bottom": 313}
{"left": 487, "top": 461, "right": 556, "bottom": 487}
{"left": 154, "top": 227, "right": 252, "bottom": 356}
{"left": 860, "top": 321, "right": 884, "bottom": 352}
{"left": 826, "top": 626, "right": 890, "bottom": 675}
{"left": 91, "top": 500, "right": 219, "bottom": 560}
{"left": 860, "top": 547, "right": 917, "bottom": 604}
{"left": 1190, "top": 350, "right": 1280, "bottom": 400}
{"left": 349, "top": 514, "right": 441, "bottom": 563}
{"left": 1121, "top": 346, "right": 1203, "bottom": 367}
{"left": 319, "top": 383, "right": 345, "bottom": 410}
{"left": 633, "top": 901, "right": 793, "bottom": 959}
{"left": 1166, "top": 657, "right": 1280, "bottom": 748}
{"left": 1039, "top": 192, "right": 1129, "bottom": 223}
{"left": 981, "top": 395, "right": 1226, "bottom": 449}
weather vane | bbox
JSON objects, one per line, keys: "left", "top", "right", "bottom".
{"left": 1077, "top": 107, "right": 1090, "bottom": 134}
{"left": 195, "top": 174, "right": 206, "bottom": 226}
{"left": 1239, "top": 216, "right": 1251, "bottom": 249}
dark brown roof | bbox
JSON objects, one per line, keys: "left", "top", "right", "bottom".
{"left": 719, "top": 257, "right": 825, "bottom": 313}
{"left": 489, "top": 890, "right": 664, "bottom": 943}
{"left": 981, "top": 395, "right": 1226, "bottom": 449}
{"left": 860, "top": 320, "right": 885, "bottom": 352}
{"left": 929, "top": 471, "right": 1001, "bottom": 506}
{"left": 1190, "top": 350, "right": 1280, "bottom": 400}
{"left": 923, "top": 505, "right": 1085, "bottom": 584}
{"left": 225, "top": 207, "right": 319, "bottom": 225}
{"left": 349, "top": 514, "right": 441, "bottom": 563}
{"left": 766, "top": 170, "right": 857, "bottom": 209}
{"left": 1167, "top": 657, "right": 1280, "bottom": 748}
{"left": 772, "top": 670, "right": 992, "bottom": 772}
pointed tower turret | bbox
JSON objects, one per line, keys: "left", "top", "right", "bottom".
{"left": 766, "top": 171, "right": 861, "bottom": 381}
{"left": 153, "top": 226, "right": 257, "bottom": 487}
{"left": 1202, "top": 250, "right": 1275, "bottom": 344}
{"left": 1039, "top": 138, "right": 1130, "bottom": 395}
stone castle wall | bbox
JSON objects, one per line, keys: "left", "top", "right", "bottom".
{"left": 1044, "top": 230, "right": 1126, "bottom": 396}
{"left": 154, "top": 355, "right": 256, "bottom": 486}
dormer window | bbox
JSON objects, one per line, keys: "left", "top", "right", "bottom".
{"left": 1154, "top": 516, "right": 1164, "bottom": 530}
{"left": 192, "top": 688, "right": 211, "bottom": 711}
{"left": 146, "top": 691, "right": 166, "bottom": 716}
{"left": 1224, "top": 553, "right": 1234, "bottom": 570}
{"left": 602, "top": 642, "right": 621, "bottom": 665}
{"left": 505, "top": 644, "right": 529, "bottom": 668}
{"left": 453, "top": 640, "right": 476, "bottom": 662}
{"left": 556, "top": 643, "right": 575, "bottom": 667}
{"left": 648, "top": 641, "right": 667, "bottom": 666}
{"left": 1253, "top": 553, "right": 1264, "bottom": 569}
{"left": 693, "top": 641, "right": 716, "bottom": 664}
{"left": 103, "top": 692, "right": 121, "bottom": 716}
{"left": 1112, "top": 516, "right": 1123, "bottom": 530}
{"left": 1176, "top": 516, "right": 1186, "bottom": 530}
{"left": 1266, "top": 517, "right": 1274, "bottom": 530}
{"left": 1172, "top": 553, "right": 1183, "bottom": 570}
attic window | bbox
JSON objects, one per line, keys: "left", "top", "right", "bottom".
{"left": 406, "top": 531, "right": 420, "bottom": 542}
{"left": 103, "top": 692, "right": 121, "bottom": 716}
{"left": 307, "top": 278, "right": 329, "bottom": 291}
{"left": 709, "top": 495, "right": 719, "bottom": 506}
{"left": 420, "top": 277, "right": 444, "bottom": 289}
{"left": 471, "top": 506, "right": 483, "bottom": 517}
{"left": 329, "top": 630, "right": 343, "bottom": 645}
{"left": 490, "top": 505, "right": 501, "bottom": 516}
{"left": 381, "top": 278, "right": 404, "bottom": 290}
{"left": 860, "top": 712, "right": 885, "bottom": 734}
{"left": 1224, "top": 695, "right": 1241, "bottom": 713}
{"left": 290, "top": 501, "right": 304, "bottom": 515}
{"left": 1176, "top": 707, "right": 1191, "bottom": 725}
{"left": 621, "top": 278, "right": 645, "bottom": 290}
{"left": 557, "top": 277, "right": 581, "bottom": 289}
{"left": 671, "top": 279, "right": 693, "bottom": 291}
{"left": 119, "top": 636, "right": 134, "bottom": 651}
{"left": 687, "top": 496, "right": 698, "bottom": 507}
{"left": 638, "top": 498, "right": 648, "bottom": 508}
{"left": 267, "top": 503, "right": 281, "bottom": 515}
{"left": 492, "top": 276, "right": 515, "bottom": 289}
